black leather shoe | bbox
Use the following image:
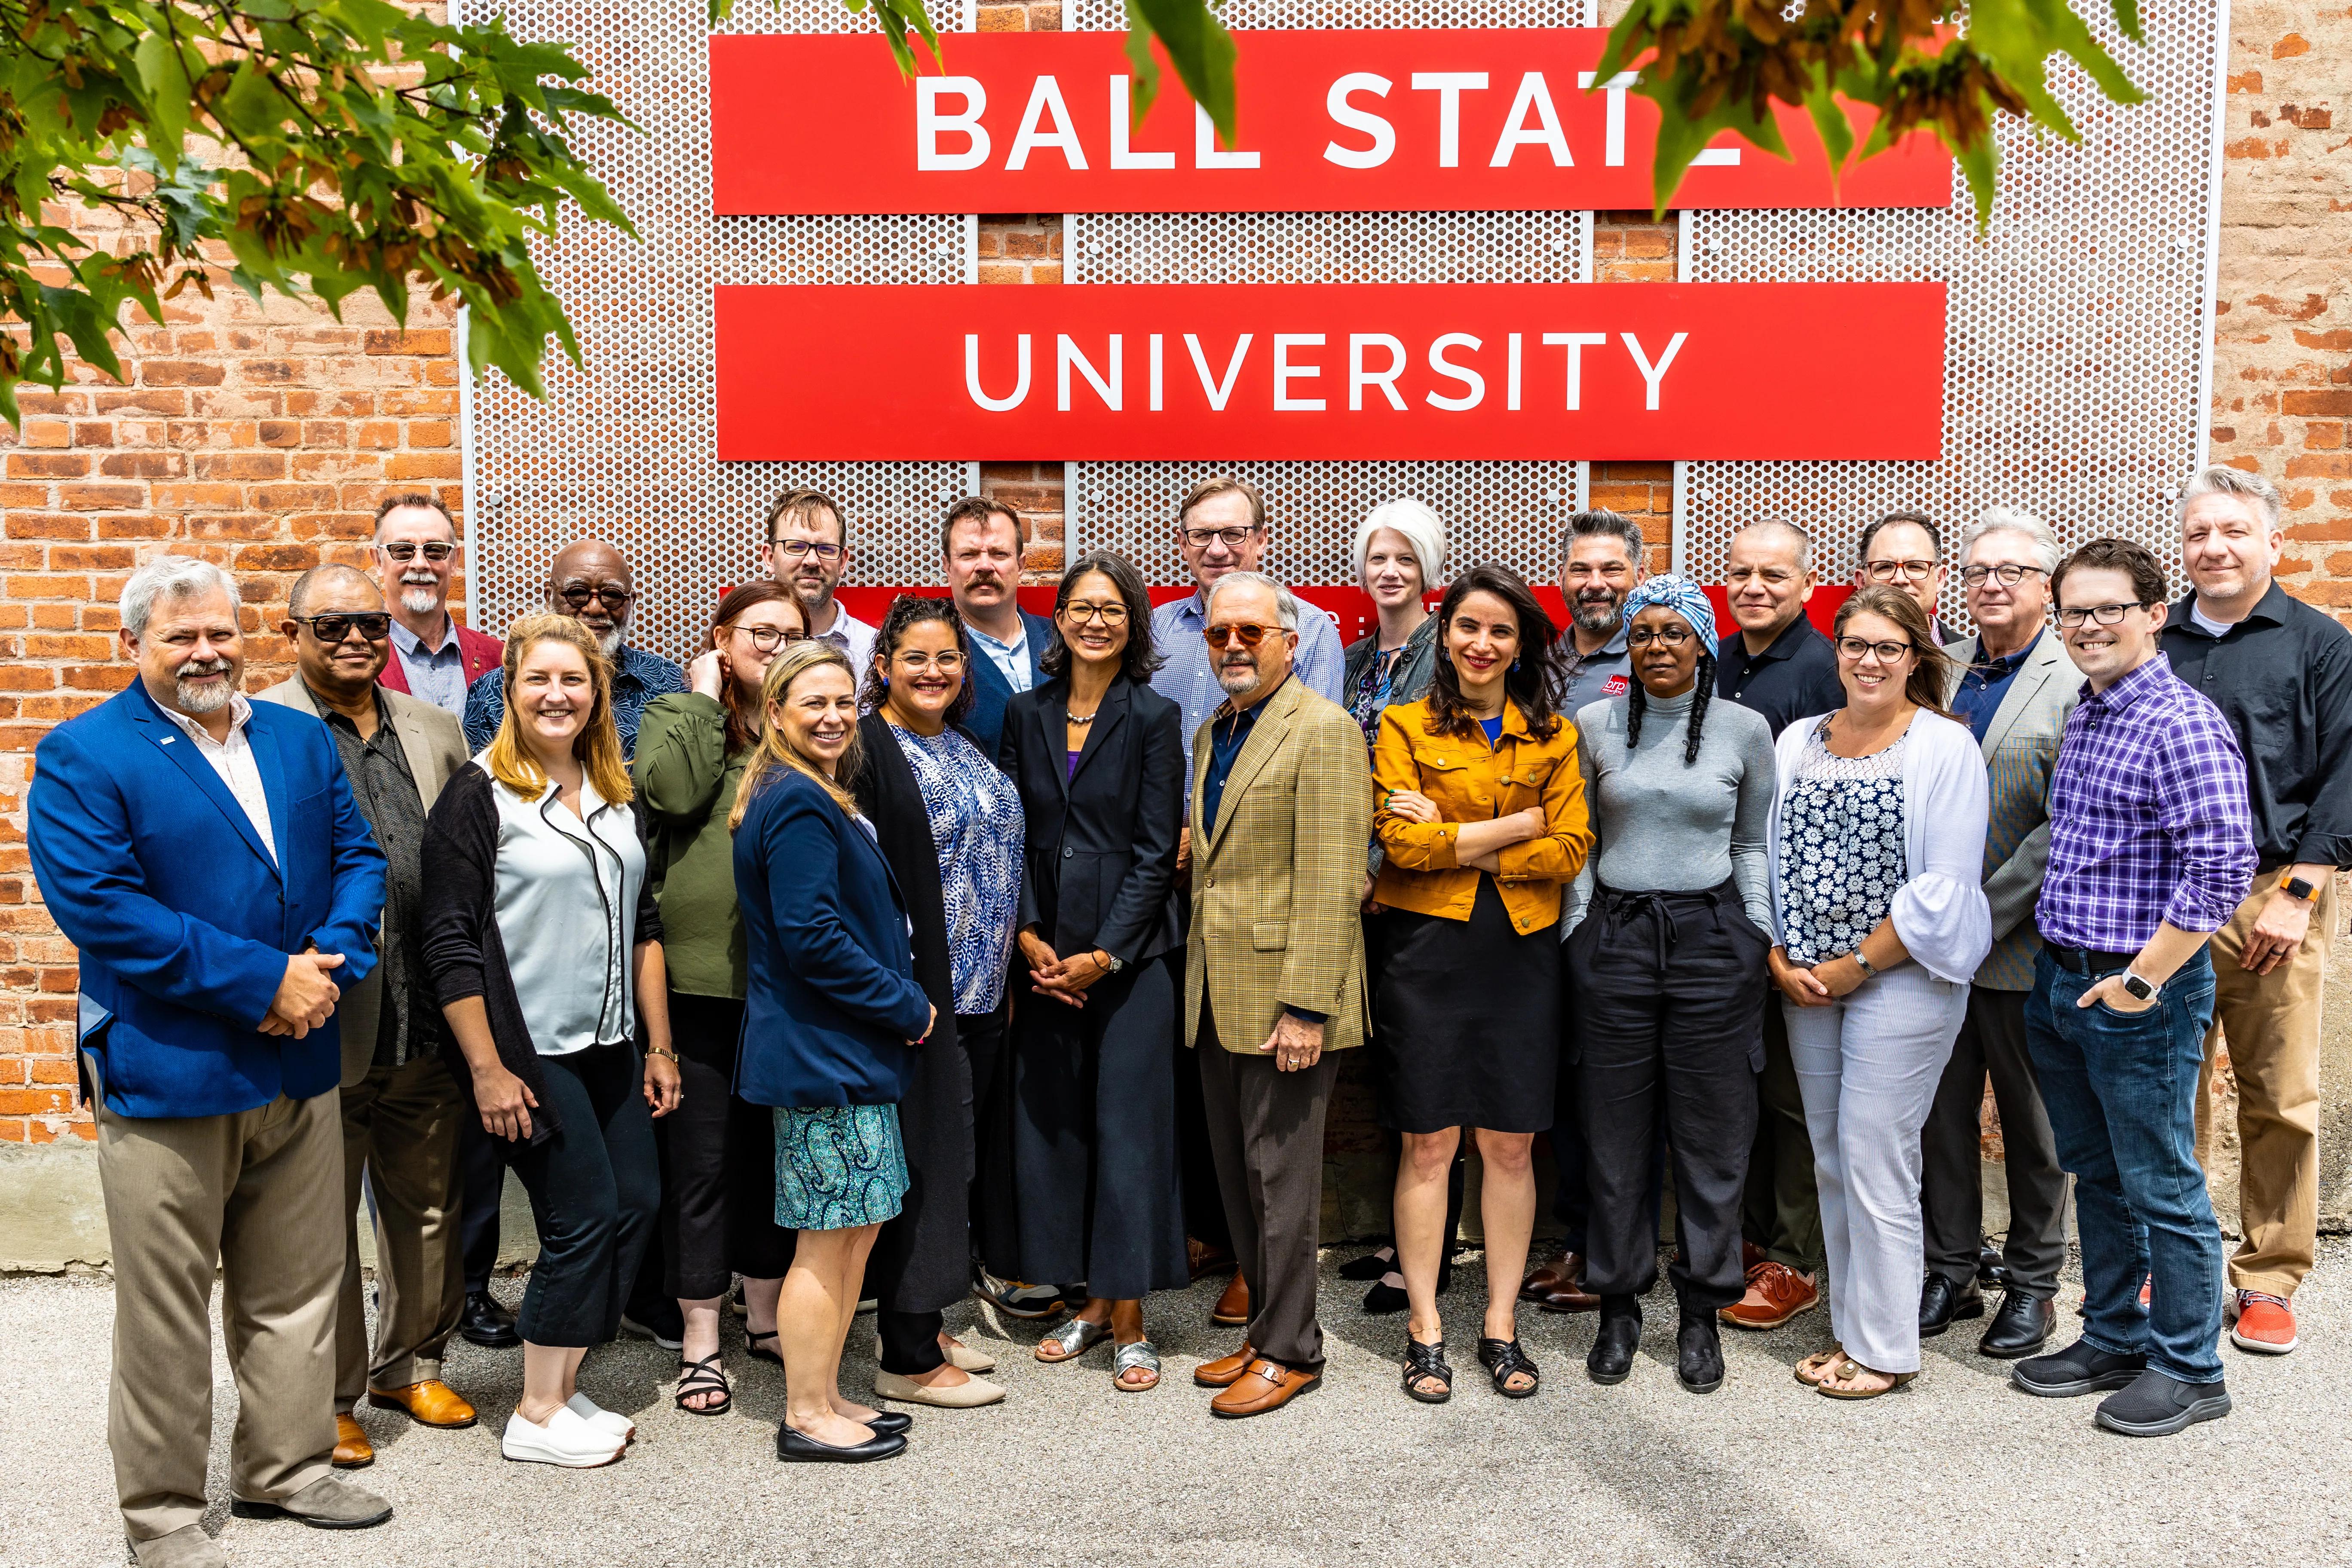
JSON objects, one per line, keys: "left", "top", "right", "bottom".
{"left": 1976, "top": 1239, "right": 2012, "bottom": 1289}
{"left": 458, "top": 1290, "right": 520, "bottom": 1349}
{"left": 1978, "top": 1289, "right": 2057, "bottom": 1359}
{"left": 1586, "top": 1295, "right": 1642, "bottom": 1386}
{"left": 1675, "top": 1314, "right": 1723, "bottom": 1394}
{"left": 2012, "top": 1337, "right": 2146, "bottom": 1398}
{"left": 2095, "top": 1369, "right": 2231, "bottom": 1437}
{"left": 861, "top": 1411, "right": 913, "bottom": 1436}
{"left": 1919, "top": 1274, "right": 1985, "bottom": 1337}
{"left": 777, "top": 1422, "right": 907, "bottom": 1463}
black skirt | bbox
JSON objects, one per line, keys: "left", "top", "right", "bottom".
{"left": 1372, "top": 877, "right": 1562, "bottom": 1134}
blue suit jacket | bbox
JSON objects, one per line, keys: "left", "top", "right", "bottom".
{"left": 733, "top": 768, "right": 931, "bottom": 1110}
{"left": 959, "top": 609, "right": 1054, "bottom": 761}
{"left": 28, "top": 681, "right": 388, "bottom": 1119}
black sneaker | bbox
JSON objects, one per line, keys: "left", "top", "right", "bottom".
{"left": 2094, "top": 1369, "right": 2231, "bottom": 1437}
{"left": 2012, "top": 1337, "right": 2146, "bottom": 1398}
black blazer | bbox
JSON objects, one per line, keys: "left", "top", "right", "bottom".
{"left": 850, "top": 710, "right": 967, "bottom": 1051}
{"left": 1000, "top": 676, "right": 1184, "bottom": 966}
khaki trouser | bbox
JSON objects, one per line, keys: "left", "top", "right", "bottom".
{"left": 2197, "top": 867, "right": 2337, "bottom": 1298}
{"left": 337, "top": 1054, "right": 467, "bottom": 1410}
{"left": 96, "top": 1085, "right": 342, "bottom": 1544}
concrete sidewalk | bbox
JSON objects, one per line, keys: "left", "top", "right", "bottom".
{"left": 4, "top": 1242, "right": 2349, "bottom": 1568}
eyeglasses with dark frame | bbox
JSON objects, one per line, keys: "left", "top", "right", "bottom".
{"left": 1181, "top": 526, "right": 1259, "bottom": 550}
{"left": 1626, "top": 624, "right": 1694, "bottom": 649}
{"left": 294, "top": 613, "right": 393, "bottom": 645}
{"left": 1062, "top": 600, "right": 1130, "bottom": 626}
{"left": 1834, "top": 635, "right": 1919, "bottom": 663}
{"left": 557, "top": 585, "right": 637, "bottom": 613}
{"left": 378, "top": 541, "right": 454, "bottom": 564}
{"left": 2056, "top": 601, "right": 2150, "bottom": 629}
{"left": 770, "top": 538, "right": 845, "bottom": 562}
{"left": 727, "top": 623, "right": 807, "bottom": 653}
{"left": 1862, "top": 558, "right": 1939, "bottom": 583}
{"left": 1960, "top": 563, "right": 2049, "bottom": 589}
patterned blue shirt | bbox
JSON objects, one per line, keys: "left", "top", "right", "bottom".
{"left": 462, "top": 642, "right": 686, "bottom": 761}
{"left": 888, "top": 724, "right": 1024, "bottom": 1014}
{"left": 1150, "top": 588, "right": 1344, "bottom": 767}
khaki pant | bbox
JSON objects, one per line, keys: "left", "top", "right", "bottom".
{"left": 97, "top": 1086, "right": 342, "bottom": 1544}
{"left": 338, "top": 1054, "right": 467, "bottom": 1410}
{"left": 2198, "top": 868, "right": 2337, "bottom": 1298}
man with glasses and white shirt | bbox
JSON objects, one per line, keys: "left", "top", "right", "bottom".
{"left": 372, "top": 494, "right": 500, "bottom": 717}
{"left": 1856, "top": 510, "right": 1958, "bottom": 647}
{"left": 763, "top": 487, "right": 876, "bottom": 677}
{"left": 459, "top": 538, "right": 685, "bottom": 758}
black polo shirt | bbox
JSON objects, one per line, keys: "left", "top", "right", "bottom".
{"left": 1717, "top": 614, "right": 1846, "bottom": 739}
{"left": 2160, "top": 581, "right": 2352, "bottom": 873}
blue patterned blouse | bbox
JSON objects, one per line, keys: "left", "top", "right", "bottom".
{"left": 1776, "top": 718, "right": 1909, "bottom": 968}
{"left": 888, "top": 723, "right": 1025, "bottom": 1014}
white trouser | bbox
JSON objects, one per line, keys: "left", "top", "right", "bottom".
{"left": 1783, "top": 965, "right": 1969, "bottom": 1374}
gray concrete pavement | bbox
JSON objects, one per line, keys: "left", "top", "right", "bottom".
{"left": 5, "top": 1242, "right": 2351, "bottom": 1568}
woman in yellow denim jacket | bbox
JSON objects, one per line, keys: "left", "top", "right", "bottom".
{"left": 1370, "top": 564, "right": 1592, "bottom": 1406}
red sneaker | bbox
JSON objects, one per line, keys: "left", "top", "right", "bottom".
{"left": 1719, "top": 1261, "right": 1819, "bottom": 1330}
{"left": 2231, "top": 1290, "right": 2298, "bottom": 1355}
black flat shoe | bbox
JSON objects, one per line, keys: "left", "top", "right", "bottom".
{"left": 1340, "top": 1245, "right": 1397, "bottom": 1283}
{"left": 861, "top": 1411, "right": 913, "bottom": 1435}
{"left": 1978, "top": 1289, "right": 2057, "bottom": 1360}
{"left": 777, "top": 1423, "right": 906, "bottom": 1463}
{"left": 1919, "top": 1274, "right": 1985, "bottom": 1337}
{"left": 1361, "top": 1275, "right": 1408, "bottom": 1315}
{"left": 2012, "top": 1337, "right": 2147, "bottom": 1399}
{"left": 1586, "top": 1296, "right": 1642, "bottom": 1386}
{"left": 458, "top": 1289, "right": 520, "bottom": 1350}
{"left": 1676, "top": 1314, "right": 1724, "bottom": 1394}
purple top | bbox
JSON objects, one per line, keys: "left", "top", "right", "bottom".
{"left": 2037, "top": 654, "right": 2256, "bottom": 952}
{"left": 1066, "top": 749, "right": 1083, "bottom": 781}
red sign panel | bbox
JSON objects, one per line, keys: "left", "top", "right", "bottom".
{"left": 710, "top": 31, "right": 1953, "bottom": 215}
{"left": 714, "top": 282, "right": 1945, "bottom": 462}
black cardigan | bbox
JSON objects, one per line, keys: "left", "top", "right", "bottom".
{"left": 849, "top": 711, "right": 965, "bottom": 1056}
{"left": 419, "top": 765, "right": 664, "bottom": 1140}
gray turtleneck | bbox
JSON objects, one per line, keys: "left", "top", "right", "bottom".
{"left": 1564, "top": 685, "right": 1777, "bottom": 933}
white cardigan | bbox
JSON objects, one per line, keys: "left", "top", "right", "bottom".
{"left": 1765, "top": 707, "right": 1992, "bottom": 985}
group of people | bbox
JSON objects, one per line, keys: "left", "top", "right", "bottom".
{"left": 28, "top": 467, "right": 2346, "bottom": 1564}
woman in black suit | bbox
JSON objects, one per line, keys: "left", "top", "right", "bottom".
{"left": 1001, "top": 551, "right": 1189, "bottom": 1393}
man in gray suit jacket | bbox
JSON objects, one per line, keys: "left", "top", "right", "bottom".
{"left": 1920, "top": 511, "right": 2079, "bottom": 1360}
{"left": 259, "top": 565, "right": 472, "bottom": 1465}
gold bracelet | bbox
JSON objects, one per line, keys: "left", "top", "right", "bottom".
{"left": 644, "top": 1047, "right": 679, "bottom": 1063}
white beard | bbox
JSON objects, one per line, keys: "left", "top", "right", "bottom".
{"left": 596, "top": 625, "right": 626, "bottom": 658}
{"left": 399, "top": 584, "right": 441, "bottom": 616}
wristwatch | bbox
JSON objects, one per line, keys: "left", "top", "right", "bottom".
{"left": 2284, "top": 875, "right": 2322, "bottom": 904}
{"left": 1851, "top": 951, "right": 1879, "bottom": 979}
{"left": 1098, "top": 951, "right": 1124, "bottom": 974}
{"left": 2121, "top": 968, "right": 2160, "bottom": 1002}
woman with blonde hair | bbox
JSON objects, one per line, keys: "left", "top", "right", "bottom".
{"left": 732, "top": 640, "right": 936, "bottom": 1463}
{"left": 422, "top": 614, "right": 681, "bottom": 1468}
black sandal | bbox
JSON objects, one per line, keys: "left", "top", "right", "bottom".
{"left": 1478, "top": 1337, "right": 1540, "bottom": 1399}
{"left": 1401, "top": 1337, "right": 1453, "bottom": 1403}
{"left": 674, "top": 1353, "right": 732, "bottom": 1416}
{"left": 744, "top": 1328, "right": 781, "bottom": 1368}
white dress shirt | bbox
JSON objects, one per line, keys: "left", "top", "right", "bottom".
{"left": 159, "top": 692, "right": 277, "bottom": 866}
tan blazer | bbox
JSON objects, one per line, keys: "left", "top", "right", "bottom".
{"left": 254, "top": 677, "right": 468, "bottom": 1084}
{"left": 1185, "top": 675, "right": 1374, "bottom": 1054}
{"left": 1941, "top": 629, "right": 2079, "bottom": 991}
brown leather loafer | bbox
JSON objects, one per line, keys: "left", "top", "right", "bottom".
{"left": 1519, "top": 1250, "right": 1573, "bottom": 1302}
{"left": 332, "top": 1412, "right": 374, "bottom": 1469}
{"left": 1210, "top": 1358, "right": 1320, "bottom": 1418}
{"left": 365, "top": 1378, "right": 478, "bottom": 1428}
{"left": 1210, "top": 1269, "right": 1250, "bottom": 1326}
{"left": 1194, "top": 1343, "right": 1257, "bottom": 1387}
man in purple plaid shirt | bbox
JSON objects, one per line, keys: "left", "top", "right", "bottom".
{"left": 2011, "top": 538, "right": 2255, "bottom": 1438}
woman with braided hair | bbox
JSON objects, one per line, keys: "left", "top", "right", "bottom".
{"left": 1562, "top": 573, "right": 1779, "bottom": 1396}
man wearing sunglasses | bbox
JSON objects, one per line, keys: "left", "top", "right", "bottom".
{"left": 459, "top": 538, "right": 685, "bottom": 758}
{"left": 371, "top": 494, "right": 501, "bottom": 718}
{"left": 258, "top": 566, "right": 475, "bottom": 1467}
{"left": 1854, "top": 510, "right": 1958, "bottom": 647}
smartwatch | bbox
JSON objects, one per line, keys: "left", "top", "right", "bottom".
{"left": 2284, "top": 875, "right": 2321, "bottom": 904}
{"left": 2121, "top": 968, "right": 2159, "bottom": 1002}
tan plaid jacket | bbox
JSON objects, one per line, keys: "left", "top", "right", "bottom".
{"left": 1185, "top": 676, "right": 1374, "bottom": 1054}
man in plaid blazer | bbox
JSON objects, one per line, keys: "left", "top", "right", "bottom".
{"left": 1182, "top": 572, "right": 1374, "bottom": 1419}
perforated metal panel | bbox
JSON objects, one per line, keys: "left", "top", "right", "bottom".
{"left": 1678, "top": 0, "right": 2225, "bottom": 590}
{"left": 1067, "top": 0, "right": 1595, "bottom": 586}
{"left": 461, "top": 0, "right": 976, "bottom": 662}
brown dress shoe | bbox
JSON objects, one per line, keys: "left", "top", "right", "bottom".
{"left": 1194, "top": 1344, "right": 1257, "bottom": 1387}
{"left": 332, "top": 1412, "right": 374, "bottom": 1469}
{"left": 1187, "top": 1236, "right": 1237, "bottom": 1280}
{"left": 365, "top": 1378, "right": 479, "bottom": 1428}
{"left": 1718, "top": 1262, "right": 1820, "bottom": 1330}
{"left": 1210, "top": 1269, "right": 1250, "bottom": 1326}
{"left": 1519, "top": 1250, "right": 1570, "bottom": 1301}
{"left": 1210, "top": 1358, "right": 1320, "bottom": 1418}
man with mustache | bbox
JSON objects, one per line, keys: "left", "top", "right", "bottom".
{"left": 372, "top": 493, "right": 501, "bottom": 718}
{"left": 943, "top": 495, "right": 1054, "bottom": 759}
{"left": 460, "top": 538, "right": 686, "bottom": 758}
{"left": 763, "top": 487, "right": 877, "bottom": 677}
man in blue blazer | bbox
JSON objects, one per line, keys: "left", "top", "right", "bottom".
{"left": 28, "top": 557, "right": 393, "bottom": 1567}
{"left": 943, "top": 496, "right": 1053, "bottom": 759}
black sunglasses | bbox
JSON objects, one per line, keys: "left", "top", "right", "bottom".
{"left": 294, "top": 612, "right": 392, "bottom": 644}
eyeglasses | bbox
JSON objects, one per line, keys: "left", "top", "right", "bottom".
{"left": 557, "top": 585, "right": 636, "bottom": 613}
{"left": 2057, "top": 601, "right": 2148, "bottom": 628}
{"left": 1960, "top": 563, "right": 2048, "bottom": 588}
{"left": 1835, "top": 636, "right": 1917, "bottom": 663}
{"left": 1062, "top": 601, "right": 1129, "bottom": 626}
{"left": 1863, "top": 558, "right": 1939, "bottom": 583}
{"left": 379, "top": 541, "right": 454, "bottom": 564}
{"left": 892, "top": 650, "right": 965, "bottom": 673}
{"left": 1204, "top": 623, "right": 1279, "bottom": 649}
{"left": 1626, "top": 625, "right": 1693, "bottom": 649}
{"left": 771, "top": 538, "right": 844, "bottom": 562}
{"left": 294, "top": 612, "right": 392, "bottom": 644}
{"left": 1181, "top": 526, "right": 1258, "bottom": 550}
{"left": 729, "top": 624, "right": 806, "bottom": 652}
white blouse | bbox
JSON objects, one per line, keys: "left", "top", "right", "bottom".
{"left": 484, "top": 762, "right": 648, "bottom": 1056}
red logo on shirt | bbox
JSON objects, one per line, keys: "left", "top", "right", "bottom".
{"left": 1602, "top": 674, "right": 1630, "bottom": 697}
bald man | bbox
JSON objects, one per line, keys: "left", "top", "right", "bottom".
{"left": 459, "top": 539, "right": 686, "bottom": 758}
{"left": 257, "top": 565, "right": 475, "bottom": 1466}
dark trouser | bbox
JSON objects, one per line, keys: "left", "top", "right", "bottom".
{"left": 336, "top": 1053, "right": 466, "bottom": 1410}
{"left": 658, "top": 992, "right": 793, "bottom": 1300}
{"left": 1196, "top": 1011, "right": 1338, "bottom": 1372}
{"left": 505, "top": 1044, "right": 661, "bottom": 1348}
{"left": 1922, "top": 986, "right": 2069, "bottom": 1298}
{"left": 963, "top": 1010, "right": 1016, "bottom": 1276}
{"left": 457, "top": 1114, "right": 505, "bottom": 1295}
{"left": 1741, "top": 1003, "right": 1825, "bottom": 1273}
{"left": 1553, "top": 937, "right": 1663, "bottom": 1256}
{"left": 878, "top": 1309, "right": 943, "bottom": 1375}
{"left": 1568, "top": 884, "right": 1767, "bottom": 1314}
{"left": 1171, "top": 943, "right": 1234, "bottom": 1256}
{"left": 2026, "top": 947, "right": 2225, "bottom": 1386}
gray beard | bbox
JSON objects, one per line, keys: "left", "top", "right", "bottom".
{"left": 175, "top": 664, "right": 235, "bottom": 714}
{"left": 1570, "top": 597, "right": 1620, "bottom": 634}
{"left": 596, "top": 625, "right": 626, "bottom": 658}
{"left": 398, "top": 583, "right": 441, "bottom": 616}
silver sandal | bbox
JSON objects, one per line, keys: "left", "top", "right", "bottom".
{"left": 1035, "top": 1316, "right": 1112, "bottom": 1363}
{"left": 1112, "top": 1339, "right": 1161, "bottom": 1391}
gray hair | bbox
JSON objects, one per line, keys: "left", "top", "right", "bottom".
{"left": 2178, "top": 464, "right": 2282, "bottom": 530}
{"left": 1962, "top": 507, "right": 2062, "bottom": 575}
{"left": 1735, "top": 518, "right": 1813, "bottom": 573}
{"left": 1560, "top": 508, "right": 1646, "bottom": 566}
{"left": 121, "top": 556, "right": 241, "bottom": 638}
{"left": 1204, "top": 570, "right": 1300, "bottom": 632}
{"left": 1354, "top": 497, "right": 1448, "bottom": 586}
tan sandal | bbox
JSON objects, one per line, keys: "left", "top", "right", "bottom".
{"left": 1815, "top": 1357, "right": 1917, "bottom": 1400}
{"left": 1793, "top": 1346, "right": 1847, "bottom": 1387}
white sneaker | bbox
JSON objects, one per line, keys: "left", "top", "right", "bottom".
{"left": 501, "top": 1406, "right": 624, "bottom": 1467}
{"left": 566, "top": 1393, "right": 636, "bottom": 1440}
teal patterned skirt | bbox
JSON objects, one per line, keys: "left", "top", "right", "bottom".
{"left": 774, "top": 1104, "right": 908, "bottom": 1230}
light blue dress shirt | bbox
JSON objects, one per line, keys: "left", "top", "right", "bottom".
{"left": 1149, "top": 587, "right": 1345, "bottom": 766}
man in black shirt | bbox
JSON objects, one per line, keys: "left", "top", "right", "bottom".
{"left": 260, "top": 566, "right": 474, "bottom": 1464}
{"left": 2159, "top": 465, "right": 2352, "bottom": 1359}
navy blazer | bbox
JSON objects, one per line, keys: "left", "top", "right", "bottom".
{"left": 959, "top": 608, "right": 1055, "bottom": 761}
{"left": 733, "top": 767, "right": 932, "bottom": 1109}
{"left": 28, "top": 681, "right": 388, "bottom": 1119}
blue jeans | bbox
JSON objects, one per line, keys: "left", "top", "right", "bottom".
{"left": 2024, "top": 948, "right": 2224, "bottom": 1384}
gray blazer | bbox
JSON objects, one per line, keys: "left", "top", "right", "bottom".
{"left": 1942, "top": 629, "right": 2079, "bottom": 992}
{"left": 254, "top": 677, "right": 468, "bottom": 1084}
